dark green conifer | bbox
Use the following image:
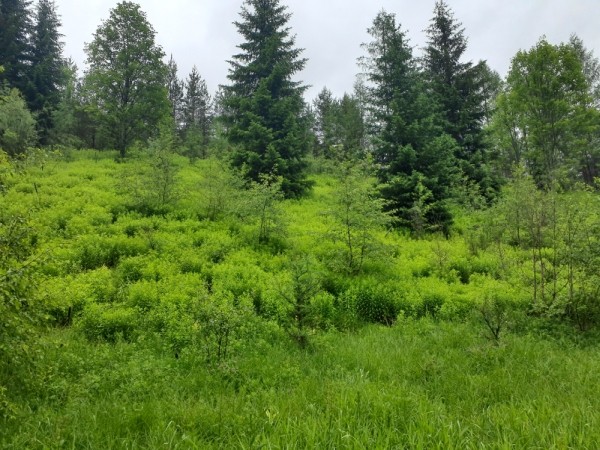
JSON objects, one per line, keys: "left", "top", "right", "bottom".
{"left": 222, "top": 0, "right": 311, "bottom": 197}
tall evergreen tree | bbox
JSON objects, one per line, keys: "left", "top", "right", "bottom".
{"left": 312, "top": 87, "right": 335, "bottom": 156}
{"left": 182, "top": 66, "right": 212, "bottom": 158}
{"left": 30, "top": 0, "right": 65, "bottom": 144}
{"left": 0, "top": 0, "right": 32, "bottom": 95}
{"left": 166, "top": 54, "right": 184, "bottom": 130}
{"left": 361, "top": 11, "right": 457, "bottom": 234}
{"left": 423, "top": 1, "right": 495, "bottom": 197}
{"left": 312, "top": 88, "right": 364, "bottom": 160}
{"left": 222, "top": 0, "right": 310, "bottom": 197}
{"left": 84, "top": 1, "right": 169, "bottom": 157}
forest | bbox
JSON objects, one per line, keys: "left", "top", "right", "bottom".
{"left": 2, "top": 0, "right": 600, "bottom": 448}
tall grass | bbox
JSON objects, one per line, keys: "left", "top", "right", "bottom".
{"left": 2, "top": 150, "right": 600, "bottom": 448}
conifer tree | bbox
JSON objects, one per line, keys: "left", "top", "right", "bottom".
{"left": 423, "top": 0, "right": 496, "bottom": 199}
{"left": 30, "top": 0, "right": 65, "bottom": 144}
{"left": 361, "top": 11, "right": 458, "bottom": 234}
{"left": 183, "top": 66, "right": 212, "bottom": 158}
{"left": 312, "top": 89, "right": 365, "bottom": 160}
{"left": 0, "top": 0, "right": 32, "bottom": 95}
{"left": 166, "top": 55, "right": 184, "bottom": 130}
{"left": 222, "top": 0, "right": 310, "bottom": 197}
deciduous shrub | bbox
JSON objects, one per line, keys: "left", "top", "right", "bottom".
{"left": 78, "top": 303, "right": 137, "bottom": 343}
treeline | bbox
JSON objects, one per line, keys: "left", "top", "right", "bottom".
{"left": 1, "top": 0, "right": 600, "bottom": 230}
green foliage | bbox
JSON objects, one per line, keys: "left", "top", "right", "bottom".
{"left": 79, "top": 303, "right": 137, "bottom": 343}
{"left": 196, "top": 158, "right": 243, "bottom": 221}
{"left": 3, "top": 148, "right": 600, "bottom": 446}
{"left": 312, "top": 88, "right": 365, "bottom": 159}
{"left": 0, "top": 0, "right": 32, "bottom": 97}
{"left": 29, "top": 0, "right": 66, "bottom": 145}
{"left": 83, "top": 1, "right": 169, "bottom": 156}
{"left": 495, "top": 38, "right": 599, "bottom": 188}
{"left": 324, "top": 160, "right": 393, "bottom": 274}
{"left": 0, "top": 212, "right": 44, "bottom": 417}
{"left": 478, "top": 171, "right": 600, "bottom": 328}
{"left": 423, "top": 1, "right": 497, "bottom": 198}
{"left": 237, "top": 173, "right": 285, "bottom": 245}
{"left": 340, "top": 278, "right": 401, "bottom": 325}
{"left": 276, "top": 254, "right": 322, "bottom": 346}
{"left": 361, "top": 11, "right": 459, "bottom": 234}
{"left": 192, "top": 291, "right": 256, "bottom": 364}
{"left": 223, "top": 0, "right": 311, "bottom": 197}
{"left": 118, "top": 124, "right": 181, "bottom": 215}
{"left": 182, "top": 66, "right": 213, "bottom": 160}
{"left": 76, "top": 235, "right": 149, "bottom": 270}
{"left": 0, "top": 88, "right": 37, "bottom": 156}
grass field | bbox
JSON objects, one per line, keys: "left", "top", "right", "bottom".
{"left": 1, "top": 150, "right": 599, "bottom": 448}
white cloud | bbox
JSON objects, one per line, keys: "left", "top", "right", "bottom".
{"left": 55, "top": 0, "right": 600, "bottom": 100}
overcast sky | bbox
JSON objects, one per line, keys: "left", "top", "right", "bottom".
{"left": 53, "top": 0, "right": 598, "bottom": 100}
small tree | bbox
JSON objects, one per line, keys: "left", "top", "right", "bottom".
{"left": 325, "top": 159, "right": 394, "bottom": 274}
{"left": 197, "top": 158, "right": 242, "bottom": 221}
{"left": 119, "top": 120, "right": 179, "bottom": 214}
{"left": 0, "top": 88, "right": 37, "bottom": 156}
{"left": 237, "top": 173, "right": 285, "bottom": 245}
{"left": 277, "top": 254, "right": 321, "bottom": 347}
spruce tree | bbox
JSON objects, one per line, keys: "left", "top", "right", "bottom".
{"left": 182, "top": 66, "right": 212, "bottom": 158}
{"left": 361, "top": 11, "right": 457, "bottom": 234}
{"left": 423, "top": 0, "right": 496, "bottom": 199}
{"left": 222, "top": 0, "right": 310, "bottom": 197}
{"left": 0, "top": 0, "right": 32, "bottom": 95}
{"left": 312, "top": 89, "right": 365, "bottom": 160}
{"left": 166, "top": 55, "right": 184, "bottom": 130}
{"left": 30, "top": 0, "right": 65, "bottom": 144}
{"left": 312, "top": 87, "right": 335, "bottom": 157}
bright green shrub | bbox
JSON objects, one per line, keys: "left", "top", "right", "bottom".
{"left": 191, "top": 291, "right": 257, "bottom": 364}
{"left": 76, "top": 235, "right": 149, "bottom": 270}
{"left": 211, "top": 252, "right": 268, "bottom": 309}
{"left": 307, "top": 291, "right": 336, "bottom": 330}
{"left": 127, "top": 280, "right": 160, "bottom": 311}
{"left": 339, "top": 279, "right": 400, "bottom": 326}
{"left": 116, "top": 255, "right": 148, "bottom": 283}
{"left": 78, "top": 303, "right": 137, "bottom": 343}
{"left": 179, "top": 255, "right": 204, "bottom": 275}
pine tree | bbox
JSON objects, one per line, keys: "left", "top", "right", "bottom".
{"left": 222, "top": 0, "right": 310, "bottom": 197}
{"left": 0, "top": 0, "right": 32, "bottom": 95}
{"left": 30, "top": 0, "right": 65, "bottom": 144}
{"left": 182, "top": 66, "right": 212, "bottom": 158}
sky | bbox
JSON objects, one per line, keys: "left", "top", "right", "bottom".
{"left": 53, "top": 0, "right": 599, "bottom": 100}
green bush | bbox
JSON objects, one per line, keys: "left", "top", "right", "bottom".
{"left": 78, "top": 303, "right": 137, "bottom": 343}
{"left": 76, "top": 235, "right": 149, "bottom": 270}
{"left": 340, "top": 279, "right": 400, "bottom": 325}
{"left": 127, "top": 280, "right": 160, "bottom": 311}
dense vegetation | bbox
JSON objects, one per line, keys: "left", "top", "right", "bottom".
{"left": 2, "top": 0, "right": 600, "bottom": 447}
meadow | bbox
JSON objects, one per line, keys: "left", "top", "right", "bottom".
{"left": 1, "top": 149, "right": 600, "bottom": 449}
